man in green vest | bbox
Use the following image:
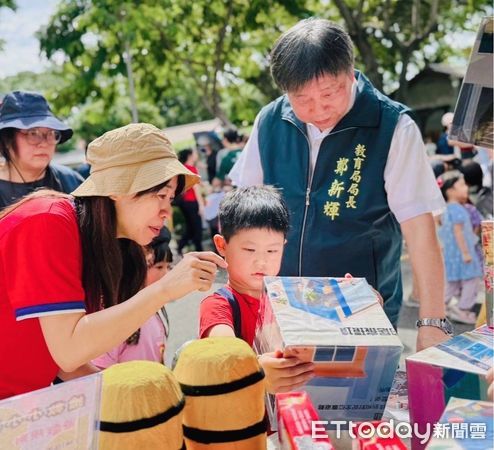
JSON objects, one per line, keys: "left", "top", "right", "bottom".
{"left": 230, "top": 18, "right": 451, "bottom": 351}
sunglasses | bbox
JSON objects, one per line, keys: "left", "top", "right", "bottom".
{"left": 19, "top": 128, "right": 62, "bottom": 145}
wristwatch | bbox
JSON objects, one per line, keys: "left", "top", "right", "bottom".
{"left": 416, "top": 318, "right": 453, "bottom": 336}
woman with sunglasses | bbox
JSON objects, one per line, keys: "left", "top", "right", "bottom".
{"left": 0, "top": 91, "right": 83, "bottom": 209}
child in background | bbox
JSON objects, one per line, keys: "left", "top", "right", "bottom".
{"left": 199, "top": 186, "right": 314, "bottom": 393}
{"left": 461, "top": 159, "right": 493, "bottom": 220}
{"left": 92, "top": 227, "right": 173, "bottom": 368}
{"left": 463, "top": 202, "right": 484, "bottom": 266}
{"left": 176, "top": 148, "right": 204, "bottom": 254}
{"left": 438, "top": 171, "right": 483, "bottom": 325}
{"left": 203, "top": 177, "right": 225, "bottom": 244}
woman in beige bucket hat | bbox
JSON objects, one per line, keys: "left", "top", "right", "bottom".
{"left": 0, "top": 123, "right": 226, "bottom": 400}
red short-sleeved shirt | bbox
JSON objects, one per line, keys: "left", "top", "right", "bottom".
{"left": 181, "top": 164, "right": 198, "bottom": 202}
{"left": 0, "top": 197, "right": 86, "bottom": 399}
{"left": 199, "top": 285, "right": 260, "bottom": 346}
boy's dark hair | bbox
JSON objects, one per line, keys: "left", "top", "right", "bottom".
{"left": 218, "top": 186, "right": 289, "bottom": 241}
{"left": 438, "top": 170, "right": 462, "bottom": 201}
{"left": 270, "top": 18, "right": 354, "bottom": 93}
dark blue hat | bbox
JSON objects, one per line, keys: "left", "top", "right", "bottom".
{"left": 0, "top": 91, "right": 73, "bottom": 144}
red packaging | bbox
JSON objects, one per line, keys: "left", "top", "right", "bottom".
{"left": 276, "top": 392, "right": 334, "bottom": 450}
{"left": 351, "top": 421, "right": 408, "bottom": 450}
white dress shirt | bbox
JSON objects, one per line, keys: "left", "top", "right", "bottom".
{"left": 229, "top": 90, "right": 445, "bottom": 224}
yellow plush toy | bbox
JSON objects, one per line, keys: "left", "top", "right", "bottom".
{"left": 173, "top": 337, "right": 267, "bottom": 449}
{"left": 98, "top": 361, "right": 185, "bottom": 450}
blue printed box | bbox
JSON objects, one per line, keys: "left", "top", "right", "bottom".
{"left": 426, "top": 397, "right": 493, "bottom": 449}
{"left": 407, "top": 326, "right": 493, "bottom": 450}
{"left": 255, "top": 277, "right": 403, "bottom": 429}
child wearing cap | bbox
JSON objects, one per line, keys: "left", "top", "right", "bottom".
{"left": 0, "top": 123, "right": 226, "bottom": 400}
{"left": 199, "top": 186, "right": 314, "bottom": 393}
{"left": 92, "top": 227, "right": 174, "bottom": 368}
{"left": 437, "top": 171, "right": 483, "bottom": 325}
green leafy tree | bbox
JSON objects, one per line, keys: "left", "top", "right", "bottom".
{"left": 38, "top": 0, "right": 308, "bottom": 129}
{"left": 0, "top": 70, "right": 64, "bottom": 95}
{"left": 312, "top": 0, "right": 492, "bottom": 100}
{"left": 71, "top": 96, "right": 165, "bottom": 142}
{"left": 36, "top": 0, "right": 491, "bottom": 133}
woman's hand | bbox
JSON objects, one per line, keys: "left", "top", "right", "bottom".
{"left": 258, "top": 350, "right": 314, "bottom": 394}
{"left": 158, "top": 251, "right": 227, "bottom": 301}
{"left": 41, "top": 253, "right": 226, "bottom": 373}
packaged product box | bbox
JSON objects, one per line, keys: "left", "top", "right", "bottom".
{"left": 481, "top": 221, "right": 493, "bottom": 327}
{"left": 0, "top": 373, "right": 102, "bottom": 450}
{"left": 406, "top": 326, "right": 493, "bottom": 450}
{"left": 382, "top": 370, "right": 410, "bottom": 424}
{"left": 255, "top": 277, "right": 403, "bottom": 430}
{"left": 276, "top": 391, "right": 334, "bottom": 450}
{"left": 425, "top": 397, "right": 493, "bottom": 450}
{"left": 449, "top": 17, "right": 493, "bottom": 149}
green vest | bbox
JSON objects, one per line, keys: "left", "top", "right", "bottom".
{"left": 258, "top": 72, "right": 409, "bottom": 326}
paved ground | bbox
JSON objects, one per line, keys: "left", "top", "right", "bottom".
{"left": 164, "top": 244, "right": 479, "bottom": 367}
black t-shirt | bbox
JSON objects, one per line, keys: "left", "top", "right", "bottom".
{"left": 206, "top": 151, "right": 217, "bottom": 184}
{"left": 0, "top": 168, "right": 63, "bottom": 210}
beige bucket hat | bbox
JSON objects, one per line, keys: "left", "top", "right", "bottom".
{"left": 72, "top": 123, "right": 200, "bottom": 197}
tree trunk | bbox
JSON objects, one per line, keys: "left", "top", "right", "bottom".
{"left": 394, "top": 50, "right": 413, "bottom": 103}
{"left": 124, "top": 40, "right": 139, "bottom": 123}
{"left": 351, "top": 32, "right": 384, "bottom": 91}
{"left": 333, "top": 0, "right": 383, "bottom": 91}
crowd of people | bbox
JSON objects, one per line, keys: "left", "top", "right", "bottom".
{"left": 403, "top": 111, "right": 494, "bottom": 326}
{"left": 0, "top": 17, "right": 492, "bottom": 410}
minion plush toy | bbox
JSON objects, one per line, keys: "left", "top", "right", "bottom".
{"left": 173, "top": 337, "right": 267, "bottom": 449}
{"left": 98, "top": 361, "right": 185, "bottom": 449}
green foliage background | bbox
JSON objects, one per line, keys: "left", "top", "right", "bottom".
{"left": 0, "top": 0, "right": 492, "bottom": 146}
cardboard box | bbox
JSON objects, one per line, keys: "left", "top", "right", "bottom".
{"left": 276, "top": 392, "right": 334, "bottom": 450}
{"left": 406, "top": 326, "right": 493, "bottom": 449}
{"left": 383, "top": 370, "right": 410, "bottom": 424}
{"left": 425, "top": 397, "right": 493, "bottom": 449}
{"left": 449, "top": 17, "right": 493, "bottom": 149}
{"left": 0, "top": 373, "right": 102, "bottom": 449}
{"left": 481, "top": 221, "right": 493, "bottom": 327}
{"left": 255, "top": 277, "right": 403, "bottom": 430}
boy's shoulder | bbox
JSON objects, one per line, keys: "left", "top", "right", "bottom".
{"left": 202, "top": 284, "right": 234, "bottom": 302}
{"left": 200, "top": 284, "right": 229, "bottom": 306}
{"left": 201, "top": 285, "right": 259, "bottom": 304}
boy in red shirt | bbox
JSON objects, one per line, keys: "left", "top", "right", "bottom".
{"left": 200, "top": 186, "right": 314, "bottom": 393}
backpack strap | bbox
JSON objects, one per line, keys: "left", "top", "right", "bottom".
{"left": 216, "top": 287, "right": 242, "bottom": 340}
